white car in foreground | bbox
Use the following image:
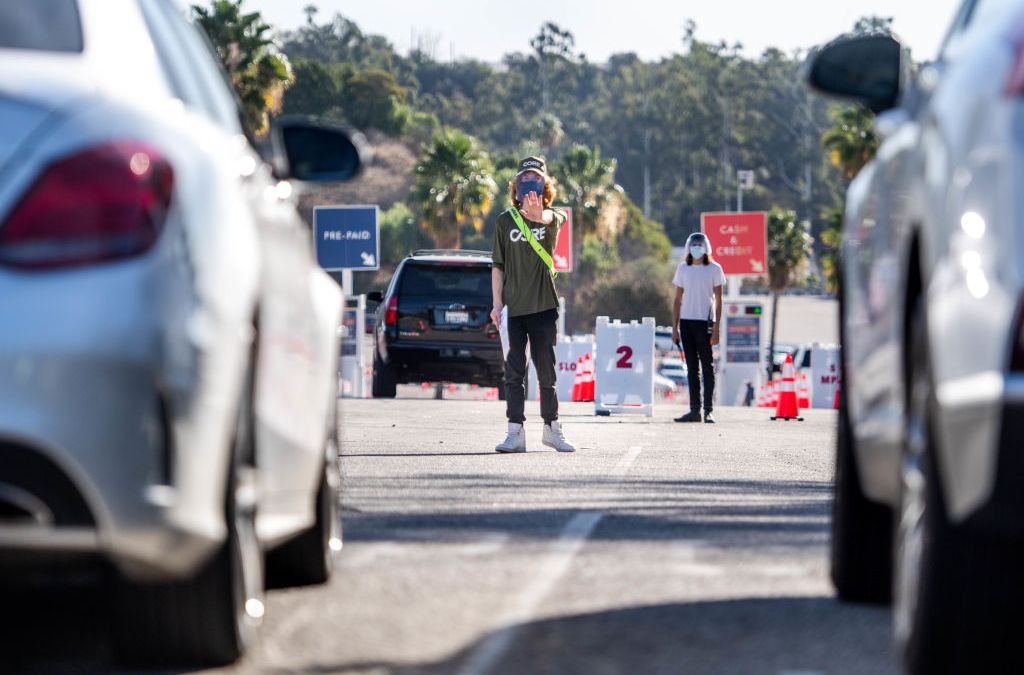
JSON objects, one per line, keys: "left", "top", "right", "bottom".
{"left": 0, "top": 0, "right": 359, "bottom": 665}
{"left": 808, "top": 2, "right": 1024, "bottom": 672}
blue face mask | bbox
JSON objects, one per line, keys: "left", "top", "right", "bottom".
{"left": 690, "top": 245, "right": 706, "bottom": 259}
{"left": 517, "top": 177, "right": 544, "bottom": 202}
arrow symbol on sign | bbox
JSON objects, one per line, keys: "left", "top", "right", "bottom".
{"left": 749, "top": 259, "right": 764, "bottom": 273}
{"left": 361, "top": 252, "right": 376, "bottom": 266}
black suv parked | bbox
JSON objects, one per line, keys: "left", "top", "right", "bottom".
{"left": 368, "top": 250, "right": 503, "bottom": 398}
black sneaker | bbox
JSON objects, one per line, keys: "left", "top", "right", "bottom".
{"left": 674, "top": 411, "right": 702, "bottom": 423}
{"left": 704, "top": 411, "right": 716, "bottom": 424}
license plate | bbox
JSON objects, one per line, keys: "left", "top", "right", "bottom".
{"left": 444, "top": 310, "right": 470, "bottom": 325}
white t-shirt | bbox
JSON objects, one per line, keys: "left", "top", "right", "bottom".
{"left": 672, "top": 261, "right": 726, "bottom": 321}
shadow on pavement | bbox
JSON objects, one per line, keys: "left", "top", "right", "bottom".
{"left": 343, "top": 477, "right": 832, "bottom": 549}
{"left": 298, "top": 596, "right": 897, "bottom": 675}
{"left": 2, "top": 591, "right": 896, "bottom": 674}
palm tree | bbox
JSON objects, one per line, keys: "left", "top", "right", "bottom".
{"left": 818, "top": 207, "right": 843, "bottom": 295}
{"left": 553, "top": 144, "right": 620, "bottom": 243}
{"left": 537, "top": 113, "right": 565, "bottom": 153}
{"left": 766, "top": 207, "right": 813, "bottom": 381}
{"left": 411, "top": 130, "right": 496, "bottom": 249}
{"left": 821, "top": 105, "right": 879, "bottom": 179}
{"left": 192, "top": 0, "right": 293, "bottom": 136}
{"left": 552, "top": 144, "right": 622, "bottom": 326}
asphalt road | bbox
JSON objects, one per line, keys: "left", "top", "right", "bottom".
{"left": 4, "top": 398, "right": 900, "bottom": 675}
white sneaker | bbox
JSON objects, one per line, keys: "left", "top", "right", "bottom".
{"left": 495, "top": 422, "right": 527, "bottom": 453}
{"left": 543, "top": 420, "right": 576, "bottom": 453}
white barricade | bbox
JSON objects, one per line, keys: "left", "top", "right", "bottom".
{"left": 556, "top": 337, "right": 594, "bottom": 401}
{"left": 810, "top": 343, "right": 841, "bottom": 408}
{"left": 594, "top": 316, "right": 655, "bottom": 416}
{"left": 340, "top": 295, "right": 367, "bottom": 398}
{"left": 524, "top": 337, "right": 593, "bottom": 402}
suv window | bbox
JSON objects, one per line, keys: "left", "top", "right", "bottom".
{"left": 0, "top": 1, "right": 82, "bottom": 52}
{"left": 399, "top": 263, "right": 491, "bottom": 297}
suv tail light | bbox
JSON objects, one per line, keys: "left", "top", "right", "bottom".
{"left": 0, "top": 142, "right": 174, "bottom": 270}
{"left": 385, "top": 296, "right": 398, "bottom": 326}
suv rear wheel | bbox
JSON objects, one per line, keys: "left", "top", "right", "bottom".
{"left": 372, "top": 349, "right": 396, "bottom": 398}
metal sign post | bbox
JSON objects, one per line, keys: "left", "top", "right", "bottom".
{"left": 314, "top": 205, "right": 380, "bottom": 399}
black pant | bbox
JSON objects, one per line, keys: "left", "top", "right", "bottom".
{"left": 680, "top": 319, "right": 715, "bottom": 413}
{"left": 505, "top": 308, "right": 558, "bottom": 424}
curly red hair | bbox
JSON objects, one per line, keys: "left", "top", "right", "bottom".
{"left": 508, "top": 173, "right": 558, "bottom": 208}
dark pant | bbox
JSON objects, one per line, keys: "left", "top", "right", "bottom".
{"left": 680, "top": 319, "right": 715, "bottom": 413}
{"left": 505, "top": 308, "right": 558, "bottom": 424}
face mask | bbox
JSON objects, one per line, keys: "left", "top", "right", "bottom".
{"left": 690, "top": 245, "right": 706, "bottom": 259}
{"left": 517, "top": 177, "right": 544, "bottom": 201}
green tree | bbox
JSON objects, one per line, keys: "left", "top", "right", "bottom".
{"left": 281, "top": 58, "right": 342, "bottom": 117}
{"left": 575, "top": 256, "right": 676, "bottom": 326}
{"left": 379, "top": 202, "right": 430, "bottom": 266}
{"left": 552, "top": 144, "right": 622, "bottom": 329}
{"left": 412, "top": 130, "right": 497, "bottom": 249}
{"left": 342, "top": 68, "right": 413, "bottom": 135}
{"left": 553, "top": 144, "right": 620, "bottom": 243}
{"left": 822, "top": 105, "right": 878, "bottom": 179}
{"left": 818, "top": 207, "right": 843, "bottom": 295}
{"left": 192, "top": 0, "right": 292, "bottom": 135}
{"left": 766, "top": 207, "right": 814, "bottom": 379}
{"left": 529, "top": 22, "right": 579, "bottom": 114}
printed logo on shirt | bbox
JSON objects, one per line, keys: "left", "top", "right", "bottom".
{"left": 510, "top": 227, "right": 547, "bottom": 243}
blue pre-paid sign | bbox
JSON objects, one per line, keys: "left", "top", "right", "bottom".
{"left": 313, "top": 205, "right": 380, "bottom": 271}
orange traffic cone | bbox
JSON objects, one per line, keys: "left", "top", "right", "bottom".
{"left": 771, "top": 354, "right": 804, "bottom": 421}
{"left": 798, "top": 372, "right": 811, "bottom": 409}
{"left": 571, "top": 356, "right": 584, "bottom": 402}
{"left": 581, "top": 353, "right": 595, "bottom": 402}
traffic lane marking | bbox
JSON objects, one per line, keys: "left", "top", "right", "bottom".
{"left": 456, "top": 445, "right": 644, "bottom": 675}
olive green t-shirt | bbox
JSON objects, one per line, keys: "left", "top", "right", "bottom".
{"left": 491, "top": 207, "right": 564, "bottom": 318}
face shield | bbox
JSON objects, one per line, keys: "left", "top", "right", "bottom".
{"left": 686, "top": 232, "right": 709, "bottom": 259}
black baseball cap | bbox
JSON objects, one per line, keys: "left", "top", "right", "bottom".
{"left": 516, "top": 156, "right": 547, "bottom": 178}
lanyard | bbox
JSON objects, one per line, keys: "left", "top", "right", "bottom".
{"left": 506, "top": 207, "right": 557, "bottom": 279}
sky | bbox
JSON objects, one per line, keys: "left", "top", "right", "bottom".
{"left": 246, "top": 0, "right": 964, "bottom": 64}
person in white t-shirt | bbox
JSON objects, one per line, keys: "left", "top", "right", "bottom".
{"left": 671, "top": 232, "right": 725, "bottom": 423}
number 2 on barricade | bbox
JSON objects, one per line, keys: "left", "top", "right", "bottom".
{"left": 594, "top": 317, "right": 654, "bottom": 416}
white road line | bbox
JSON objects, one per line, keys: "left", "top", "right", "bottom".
{"left": 458, "top": 445, "right": 644, "bottom": 675}
{"left": 456, "top": 511, "right": 603, "bottom": 675}
{"left": 613, "top": 446, "right": 643, "bottom": 476}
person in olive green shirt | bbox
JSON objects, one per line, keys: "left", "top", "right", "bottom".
{"left": 490, "top": 156, "right": 576, "bottom": 453}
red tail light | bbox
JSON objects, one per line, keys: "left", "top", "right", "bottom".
{"left": 385, "top": 296, "right": 398, "bottom": 326}
{"left": 0, "top": 142, "right": 174, "bottom": 270}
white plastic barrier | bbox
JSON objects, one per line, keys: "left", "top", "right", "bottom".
{"left": 556, "top": 337, "right": 594, "bottom": 401}
{"left": 524, "top": 337, "right": 592, "bottom": 402}
{"left": 594, "top": 316, "right": 655, "bottom": 416}
{"left": 340, "top": 295, "right": 367, "bottom": 398}
{"left": 810, "top": 343, "right": 841, "bottom": 408}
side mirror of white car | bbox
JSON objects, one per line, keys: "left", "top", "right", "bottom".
{"left": 803, "top": 33, "right": 904, "bottom": 114}
{"left": 270, "top": 116, "right": 370, "bottom": 183}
